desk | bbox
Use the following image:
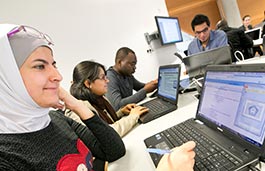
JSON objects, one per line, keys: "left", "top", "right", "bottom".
{"left": 236, "top": 55, "right": 265, "bottom": 64}
{"left": 108, "top": 92, "right": 265, "bottom": 171}
{"left": 108, "top": 92, "right": 198, "bottom": 171}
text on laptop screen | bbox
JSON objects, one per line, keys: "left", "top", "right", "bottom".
{"left": 198, "top": 71, "right": 265, "bottom": 147}
{"left": 157, "top": 67, "right": 179, "bottom": 101}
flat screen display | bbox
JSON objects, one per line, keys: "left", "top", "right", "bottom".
{"left": 155, "top": 16, "right": 183, "bottom": 45}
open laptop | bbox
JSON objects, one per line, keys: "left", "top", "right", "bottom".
{"left": 144, "top": 64, "right": 265, "bottom": 170}
{"left": 245, "top": 27, "right": 262, "bottom": 45}
{"left": 139, "top": 64, "right": 180, "bottom": 124}
{"left": 182, "top": 45, "right": 232, "bottom": 80}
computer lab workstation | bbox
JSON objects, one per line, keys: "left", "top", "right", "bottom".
{"left": 109, "top": 16, "right": 265, "bottom": 171}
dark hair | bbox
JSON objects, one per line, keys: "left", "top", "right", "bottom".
{"left": 242, "top": 15, "right": 251, "bottom": 21}
{"left": 191, "top": 14, "right": 210, "bottom": 31}
{"left": 216, "top": 19, "right": 228, "bottom": 30}
{"left": 115, "top": 47, "right": 135, "bottom": 63}
{"left": 70, "top": 60, "right": 106, "bottom": 103}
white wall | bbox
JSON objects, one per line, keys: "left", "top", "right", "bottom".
{"left": 217, "top": 0, "right": 242, "bottom": 27}
{"left": 0, "top": 0, "right": 182, "bottom": 90}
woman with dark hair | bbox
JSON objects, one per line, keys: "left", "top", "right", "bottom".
{"left": 66, "top": 61, "right": 196, "bottom": 171}
{"left": 66, "top": 60, "right": 149, "bottom": 137}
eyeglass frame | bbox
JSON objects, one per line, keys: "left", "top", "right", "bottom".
{"left": 194, "top": 27, "right": 209, "bottom": 36}
{"left": 96, "top": 74, "right": 108, "bottom": 81}
{"left": 7, "top": 25, "right": 54, "bottom": 45}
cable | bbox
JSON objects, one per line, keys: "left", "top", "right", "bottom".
{"left": 234, "top": 50, "right": 245, "bottom": 62}
{"left": 248, "top": 162, "right": 261, "bottom": 171}
{"left": 181, "top": 77, "right": 203, "bottom": 93}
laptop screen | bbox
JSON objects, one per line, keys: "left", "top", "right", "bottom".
{"left": 245, "top": 27, "right": 261, "bottom": 40}
{"left": 157, "top": 65, "right": 180, "bottom": 102}
{"left": 197, "top": 68, "right": 265, "bottom": 147}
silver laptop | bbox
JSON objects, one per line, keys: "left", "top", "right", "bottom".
{"left": 144, "top": 64, "right": 265, "bottom": 170}
{"left": 139, "top": 64, "right": 180, "bottom": 124}
{"left": 183, "top": 45, "right": 232, "bottom": 80}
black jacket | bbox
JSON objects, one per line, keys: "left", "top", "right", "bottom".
{"left": 221, "top": 26, "right": 253, "bottom": 62}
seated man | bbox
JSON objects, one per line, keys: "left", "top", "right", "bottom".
{"left": 187, "top": 14, "right": 228, "bottom": 55}
{"left": 106, "top": 47, "right": 157, "bottom": 111}
{"left": 216, "top": 19, "right": 253, "bottom": 62}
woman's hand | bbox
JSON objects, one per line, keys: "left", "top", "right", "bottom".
{"left": 55, "top": 87, "right": 94, "bottom": 120}
{"left": 129, "top": 106, "right": 149, "bottom": 116}
{"left": 121, "top": 104, "right": 136, "bottom": 115}
{"left": 157, "top": 141, "right": 196, "bottom": 171}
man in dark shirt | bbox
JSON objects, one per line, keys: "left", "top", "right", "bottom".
{"left": 106, "top": 47, "right": 158, "bottom": 111}
{"left": 216, "top": 19, "right": 253, "bottom": 62}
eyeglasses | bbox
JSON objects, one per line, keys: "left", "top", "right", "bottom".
{"left": 7, "top": 25, "right": 54, "bottom": 45}
{"left": 97, "top": 75, "right": 108, "bottom": 81}
{"left": 195, "top": 27, "right": 209, "bottom": 35}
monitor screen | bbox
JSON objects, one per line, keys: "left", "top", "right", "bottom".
{"left": 155, "top": 16, "right": 183, "bottom": 45}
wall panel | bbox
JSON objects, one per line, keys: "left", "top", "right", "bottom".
{"left": 165, "top": 0, "right": 221, "bottom": 35}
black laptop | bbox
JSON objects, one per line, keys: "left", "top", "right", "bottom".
{"left": 245, "top": 27, "right": 261, "bottom": 41}
{"left": 144, "top": 64, "right": 265, "bottom": 170}
{"left": 139, "top": 64, "right": 181, "bottom": 124}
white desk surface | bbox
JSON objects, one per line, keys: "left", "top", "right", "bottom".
{"left": 108, "top": 91, "right": 265, "bottom": 171}
{"left": 108, "top": 92, "right": 199, "bottom": 171}
{"left": 236, "top": 55, "right": 265, "bottom": 64}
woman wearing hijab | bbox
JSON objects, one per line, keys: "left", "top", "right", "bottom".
{"left": 66, "top": 60, "right": 148, "bottom": 137}
{"left": 0, "top": 24, "right": 125, "bottom": 170}
{"left": 0, "top": 24, "right": 195, "bottom": 171}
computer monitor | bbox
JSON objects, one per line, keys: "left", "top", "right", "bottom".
{"left": 183, "top": 45, "right": 232, "bottom": 79}
{"left": 155, "top": 16, "right": 183, "bottom": 45}
{"left": 245, "top": 27, "right": 262, "bottom": 40}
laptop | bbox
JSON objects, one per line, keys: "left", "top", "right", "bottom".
{"left": 144, "top": 64, "right": 265, "bottom": 170}
{"left": 245, "top": 27, "right": 262, "bottom": 40}
{"left": 182, "top": 45, "right": 232, "bottom": 80}
{"left": 245, "top": 27, "right": 263, "bottom": 45}
{"left": 139, "top": 64, "right": 181, "bottom": 124}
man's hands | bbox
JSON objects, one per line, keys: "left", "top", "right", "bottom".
{"left": 144, "top": 79, "right": 158, "bottom": 93}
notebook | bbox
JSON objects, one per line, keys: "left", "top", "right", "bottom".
{"left": 139, "top": 64, "right": 181, "bottom": 124}
{"left": 144, "top": 64, "right": 265, "bottom": 170}
{"left": 245, "top": 27, "right": 262, "bottom": 40}
{"left": 245, "top": 27, "right": 263, "bottom": 46}
{"left": 182, "top": 45, "right": 232, "bottom": 80}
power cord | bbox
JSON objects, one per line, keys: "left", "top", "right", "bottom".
{"left": 181, "top": 77, "right": 203, "bottom": 94}
{"left": 248, "top": 162, "right": 261, "bottom": 171}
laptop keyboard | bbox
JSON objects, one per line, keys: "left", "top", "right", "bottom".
{"left": 143, "top": 99, "right": 174, "bottom": 114}
{"left": 160, "top": 121, "right": 242, "bottom": 171}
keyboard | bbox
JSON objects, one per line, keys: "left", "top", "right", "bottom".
{"left": 142, "top": 99, "right": 174, "bottom": 114}
{"left": 147, "top": 120, "right": 242, "bottom": 170}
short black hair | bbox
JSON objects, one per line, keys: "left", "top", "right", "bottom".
{"left": 191, "top": 14, "right": 210, "bottom": 31}
{"left": 115, "top": 47, "right": 135, "bottom": 63}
